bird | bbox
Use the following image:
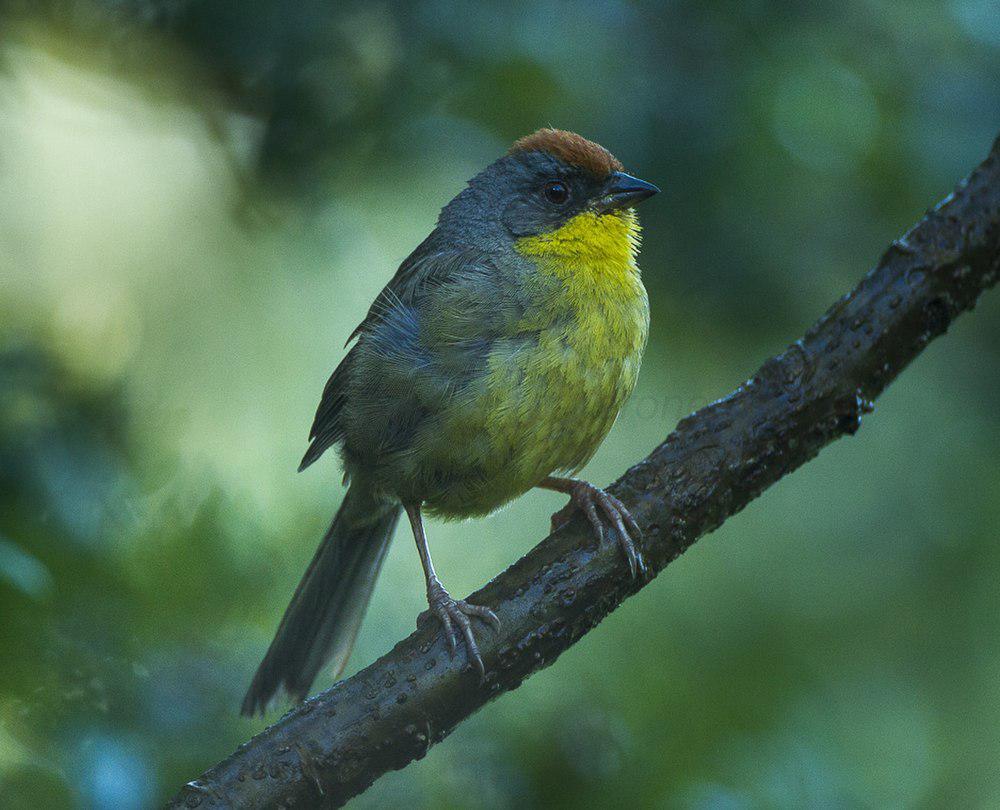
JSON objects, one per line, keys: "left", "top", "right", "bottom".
{"left": 241, "top": 128, "right": 659, "bottom": 715}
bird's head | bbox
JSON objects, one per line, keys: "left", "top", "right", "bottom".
{"left": 440, "top": 128, "right": 659, "bottom": 264}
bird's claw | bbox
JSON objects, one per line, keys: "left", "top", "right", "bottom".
{"left": 424, "top": 578, "right": 500, "bottom": 680}
{"left": 551, "top": 481, "right": 646, "bottom": 579}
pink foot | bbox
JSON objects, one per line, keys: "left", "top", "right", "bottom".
{"left": 550, "top": 480, "right": 646, "bottom": 578}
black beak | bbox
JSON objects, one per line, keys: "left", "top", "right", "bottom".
{"left": 595, "top": 171, "right": 660, "bottom": 213}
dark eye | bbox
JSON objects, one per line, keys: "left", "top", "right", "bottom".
{"left": 542, "top": 180, "right": 569, "bottom": 205}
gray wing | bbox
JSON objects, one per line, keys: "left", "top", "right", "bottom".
{"left": 299, "top": 240, "right": 519, "bottom": 471}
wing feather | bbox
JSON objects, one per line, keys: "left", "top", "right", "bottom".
{"left": 299, "top": 239, "right": 509, "bottom": 471}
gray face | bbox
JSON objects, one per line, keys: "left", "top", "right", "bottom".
{"left": 492, "top": 151, "right": 609, "bottom": 237}
{"left": 438, "top": 150, "right": 658, "bottom": 242}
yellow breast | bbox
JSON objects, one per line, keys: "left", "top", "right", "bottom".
{"left": 514, "top": 209, "right": 649, "bottom": 368}
{"left": 496, "top": 211, "right": 649, "bottom": 483}
{"left": 423, "top": 210, "right": 649, "bottom": 517}
{"left": 519, "top": 208, "right": 647, "bottom": 439}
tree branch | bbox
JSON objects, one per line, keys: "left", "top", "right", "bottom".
{"left": 169, "top": 136, "right": 1000, "bottom": 809}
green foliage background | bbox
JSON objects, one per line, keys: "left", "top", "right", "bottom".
{"left": 1, "top": 1, "right": 999, "bottom": 807}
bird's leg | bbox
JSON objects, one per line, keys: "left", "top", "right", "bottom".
{"left": 404, "top": 503, "right": 500, "bottom": 679}
{"left": 538, "top": 476, "right": 646, "bottom": 578}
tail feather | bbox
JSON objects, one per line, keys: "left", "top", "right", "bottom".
{"left": 241, "top": 485, "right": 400, "bottom": 716}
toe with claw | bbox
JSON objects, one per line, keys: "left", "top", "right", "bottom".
{"left": 548, "top": 479, "right": 646, "bottom": 578}
{"left": 424, "top": 577, "right": 500, "bottom": 680}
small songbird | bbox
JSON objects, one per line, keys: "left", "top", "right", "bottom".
{"left": 242, "top": 129, "right": 659, "bottom": 714}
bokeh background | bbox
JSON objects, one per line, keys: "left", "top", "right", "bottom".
{"left": 1, "top": 1, "right": 999, "bottom": 807}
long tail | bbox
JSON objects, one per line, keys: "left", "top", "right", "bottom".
{"left": 241, "top": 484, "right": 401, "bottom": 716}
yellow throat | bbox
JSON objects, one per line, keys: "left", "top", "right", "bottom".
{"left": 514, "top": 209, "right": 641, "bottom": 279}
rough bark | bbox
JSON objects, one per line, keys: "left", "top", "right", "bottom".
{"left": 169, "top": 135, "right": 1000, "bottom": 809}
